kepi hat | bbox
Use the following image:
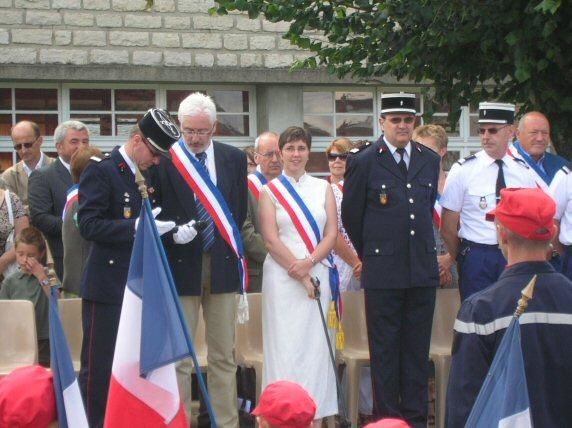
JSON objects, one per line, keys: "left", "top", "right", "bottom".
{"left": 381, "top": 93, "right": 417, "bottom": 115}
{"left": 479, "top": 102, "right": 515, "bottom": 124}
{"left": 138, "top": 108, "right": 181, "bottom": 153}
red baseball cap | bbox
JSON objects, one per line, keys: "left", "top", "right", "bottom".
{"left": 485, "top": 188, "right": 555, "bottom": 240}
{"left": 251, "top": 380, "right": 317, "bottom": 427}
{"left": 365, "top": 418, "right": 411, "bottom": 428}
{"left": 0, "top": 365, "right": 57, "bottom": 427}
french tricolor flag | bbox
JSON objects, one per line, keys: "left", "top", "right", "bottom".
{"left": 104, "top": 200, "right": 190, "bottom": 427}
{"left": 49, "top": 288, "right": 89, "bottom": 428}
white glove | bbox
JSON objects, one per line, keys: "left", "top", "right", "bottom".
{"left": 135, "top": 207, "right": 176, "bottom": 236}
{"left": 173, "top": 220, "right": 198, "bottom": 245}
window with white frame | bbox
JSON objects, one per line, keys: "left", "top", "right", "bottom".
{"left": 0, "top": 87, "right": 60, "bottom": 137}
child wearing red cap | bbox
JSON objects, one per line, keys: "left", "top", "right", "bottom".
{"left": 252, "top": 380, "right": 317, "bottom": 428}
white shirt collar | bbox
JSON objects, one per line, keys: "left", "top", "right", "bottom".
{"left": 22, "top": 152, "right": 46, "bottom": 176}
{"left": 119, "top": 145, "right": 137, "bottom": 175}
{"left": 384, "top": 138, "right": 411, "bottom": 157}
{"left": 58, "top": 156, "right": 71, "bottom": 173}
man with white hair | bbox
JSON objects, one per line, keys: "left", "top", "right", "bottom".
{"left": 28, "top": 120, "right": 90, "bottom": 280}
{"left": 149, "top": 92, "right": 247, "bottom": 427}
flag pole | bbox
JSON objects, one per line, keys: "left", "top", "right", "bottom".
{"left": 514, "top": 275, "right": 537, "bottom": 318}
{"left": 135, "top": 167, "right": 217, "bottom": 427}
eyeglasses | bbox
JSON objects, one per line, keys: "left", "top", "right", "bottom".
{"left": 256, "top": 151, "right": 280, "bottom": 159}
{"left": 327, "top": 153, "right": 349, "bottom": 161}
{"left": 478, "top": 125, "right": 509, "bottom": 135}
{"left": 181, "top": 125, "right": 215, "bottom": 137}
{"left": 387, "top": 117, "right": 416, "bottom": 125}
{"left": 13, "top": 141, "right": 35, "bottom": 151}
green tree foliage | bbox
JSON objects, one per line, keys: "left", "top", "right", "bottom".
{"left": 211, "top": 0, "right": 572, "bottom": 156}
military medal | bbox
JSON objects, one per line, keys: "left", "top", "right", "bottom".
{"left": 123, "top": 192, "right": 131, "bottom": 218}
{"left": 379, "top": 184, "right": 388, "bottom": 205}
{"left": 479, "top": 196, "right": 487, "bottom": 209}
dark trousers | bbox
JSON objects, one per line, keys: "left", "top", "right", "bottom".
{"left": 562, "top": 246, "right": 572, "bottom": 280}
{"left": 364, "top": 287, "right": 436, "bottom": 428}
{"left": 457, "top": 241, "right": 506, "bottom": 301}
{"left": 79, "top": 299, "right": 121, "bottom": 428}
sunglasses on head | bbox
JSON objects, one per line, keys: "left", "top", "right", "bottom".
{"left": 387, "top": 117, "right": 416, "bottom": 125}
{"left": 13, "top": 142, "right": 35, "bottom": 151}
{"left": 327, "top": 153, "right": 349, "bottom": 161}
{"left": 478, "top": 125, "right": 509, "bottom": 135}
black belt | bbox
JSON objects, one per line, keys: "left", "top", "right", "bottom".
{"left": 460, "top": 239, "right": 499, "bottom": 249}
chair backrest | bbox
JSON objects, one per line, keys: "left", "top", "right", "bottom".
{"left": 57, "top": 298, "right": 83, "bottom": 363}
{"left": 0, "top": 300, "right": 38, "bottom": 371}
{"left": 341, "top": 290, "right": 368, "bottom": 349}
{"left": 431, "top": 289, "right": 461, "bottom": 348}
{"left": 236, "top": 293, "right": 262, "bottom": 353}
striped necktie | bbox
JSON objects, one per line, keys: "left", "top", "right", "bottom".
{"left": 195, "top": 152, "right": 215, "bottom": 252}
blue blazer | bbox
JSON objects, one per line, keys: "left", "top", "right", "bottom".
{"left": 342, "top": 137, "right": 440, "bottom": 289}
{"left": 149, "top": 141, "right": 248, "bottom": 296}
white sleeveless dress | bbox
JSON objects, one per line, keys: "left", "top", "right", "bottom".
{"left": 261, "top": 173, "right": 338, "bottom": 419}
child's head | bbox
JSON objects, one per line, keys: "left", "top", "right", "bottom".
{"left": 251, "top": 381, "right": 316, "bottom": 428}
{"left": 15, "top": 227, "right": 46, "bottom": 272}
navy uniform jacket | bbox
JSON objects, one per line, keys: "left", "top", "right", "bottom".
{"left": 148, "top": 141, "right": 247, "bottom": 296}
{"left": 341, "top": 137, "right": 440, "bottom": 289}
{"left": 446, "top": 262, "right": 572, "bottom": 428}
{"left": 78, "top": 147, "right": 141, "bottom": 304}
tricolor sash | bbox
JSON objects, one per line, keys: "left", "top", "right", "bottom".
{"left": 266, "top": 175, "right": 342, "bottom": 318}
{"left": 512, "top": 142, "right": 550, "bottom": 185}
{"left": 62, "top": 184, "right": 79, "bottom": 221}
{"left": 170, "top": 141, "right": 249, "bottom": 322}
{"left": 247, "top": 171, "right": 267, "bottom": 200}
{"left": 433, "top": 194, "right": 442, "bottom": 229}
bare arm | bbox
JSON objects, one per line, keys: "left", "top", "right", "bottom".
{"left": 441, "top": 208, "right": 461, "bottom": 261}
{"left": 0, "top": 215, "right": 29, "bottom": 273}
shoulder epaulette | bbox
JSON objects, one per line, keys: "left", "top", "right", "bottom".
{"left": 456, "top": 154, "right": 476, "bottom": 166}
{"left": 350, "top": 141, "right": 371, "bottom": 154}
{"left": 511, "top": 156, "right": 530, "bottom": 169}
{"left": 413, "top": 141, "right": 437, "bottom": 154}
{"left": 560, "top": 165, "right": 571, "bottom": 175}
{"left": 90, "top": 155, "right": 103, "bottom": 162}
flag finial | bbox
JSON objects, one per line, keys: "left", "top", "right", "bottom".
{"left": 135, "top": 167, "right": 148, "bottom": 200}
{"left": 514, "top": 274, "right": 537, "bottom": 318}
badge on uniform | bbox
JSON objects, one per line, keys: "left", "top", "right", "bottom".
{"left": 123, "top": 192, "right": 131, "bottom": 218}
{"left": 379, "top": 184, "right": 388, "bottom": 205}
{"left": 479, "top": 196, "right": 487, "bottom": 209}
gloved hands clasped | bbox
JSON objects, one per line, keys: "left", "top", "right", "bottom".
{"left": 134, "top": 207, "right": 176, "bottom": 236}
{"left": 173, "top": 220, "right": 199, "bottom": 245}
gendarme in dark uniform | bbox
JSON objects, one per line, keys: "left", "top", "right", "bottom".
{"left": 77, "top": 109, "right": 180, "bottom": 428}
{"left": 341, "top": 93, "right": 440, "bottom": 427}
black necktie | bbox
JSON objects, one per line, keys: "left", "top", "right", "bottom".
{"left": 495, "top": 159, "right": 506, "bottom": 202}
{"left": 396, "top": 148, "right": 407, "bottom": 177}
{"left": 195, "top": 152, "right": 215, "bottom": 251}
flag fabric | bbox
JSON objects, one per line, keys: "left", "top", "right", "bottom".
{"left": 465, "top": 317, "right": 532, "bottom": 428}
{"left": 49, "top": 287, "right": 89, "bottom": 428}
{"left": 104, "top": 199, "right": 190, "bottom": 427}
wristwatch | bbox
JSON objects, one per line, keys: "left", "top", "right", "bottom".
{"left": 40, "top": 278, "right": 51, "bottom": 287}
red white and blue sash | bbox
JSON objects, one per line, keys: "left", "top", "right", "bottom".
{"left": 247, "top": 171, "right": 267, "bottom": 200}
{"left": 62, "top": 184, "right": 79, "bottom": 221}
{"left": 170, "top": 141, "right": 249, "bottom": 304}
{"left": 266, "top": 175, "right": 342, "bottom": 317}
{"left": 433, "top": 194, "right": 442, "bottom": 229}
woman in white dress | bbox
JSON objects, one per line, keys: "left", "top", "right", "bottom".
{"left": 259, "top": 126, "right": 339, "bottom": 426}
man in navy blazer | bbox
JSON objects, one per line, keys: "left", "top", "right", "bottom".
{"left": 149, "top": 92, "right": 247, "bottom": 428}
{"left": 28, "top": 120, "right": 90, "bottom": 280}
{"left": 342, "top": 93, "right": 440, "bottom": 428}
{"left": 78, "top": 110, "right": 180, "bottom": 428}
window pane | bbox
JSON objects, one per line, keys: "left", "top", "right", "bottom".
{"left": 16, "top": 114, "right": 58, "bottom": 135}
{"left": 0, "top": 89, "right": 11, "bottom": 110}
{"left": 443, "top": 150, "right": 460, "bottom": 172}
{"left": 216, "top": 115, "right": 248, "bottom": 137}
{"left": 212, "top": 90, "right": 249, "bottom": 113}
{"left": 0, "top": 114, "right": 11, "bottom": 136}
{"left": 336, "top": 115, "right": 374, "bottom": 137}
{"left": 116, "top": 114, "right": 141, "bottom": 137}
{"left": 304, "top": 116, "right": 333, "bottom": 137}
{"left": 429, "top": 115, "right": 460, "bottom": 137}
{"left": 335, "top": 92, "right": 373, "bottom": 113}
{"left": 70, "top": 89, "right": 111, "bottom": 111}
{"left": 70, "top": 114, "right": 112, "bottom": 136}
{"left": 469, "top": 115, "right": 479, "bottom": 137}
{"left": 115, "top": 89, "right": 155, "bottom": 111}
{"left": 15, "top": 88, "right": 58, "bottom": 110}
{"left": 304, "top": 92, "right": 333, "bottom": 114}
{"left": 0, "top": 152, "right": 13, "bottom": 172}
{"left": 166, "top": 90, "right": 203, "bottom": 113}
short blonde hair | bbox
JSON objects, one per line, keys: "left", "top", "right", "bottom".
{"left": 413, "top": 124, "right": 448, "bottom": 150}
